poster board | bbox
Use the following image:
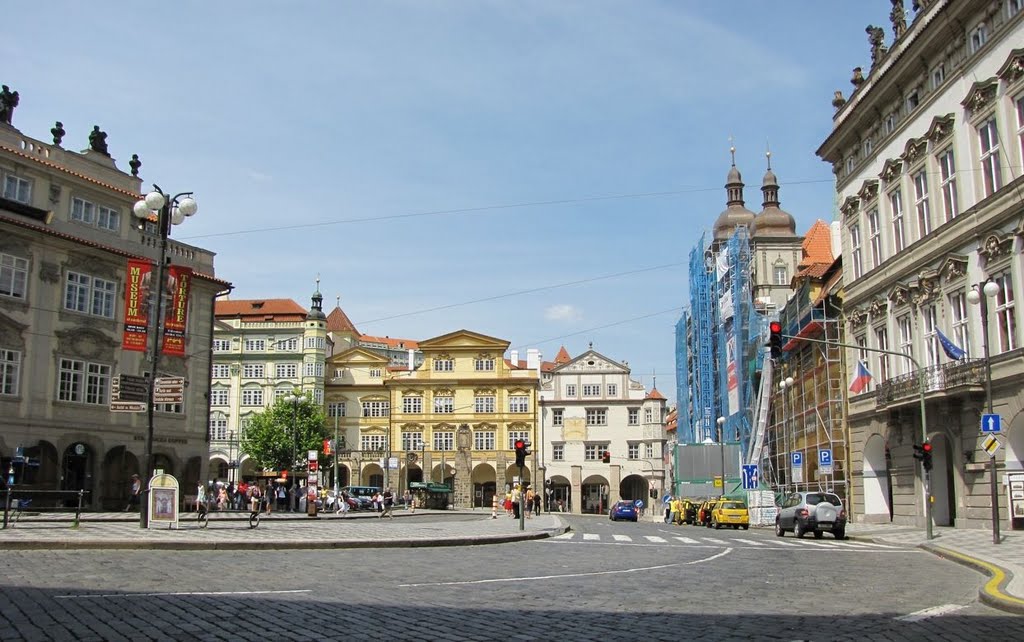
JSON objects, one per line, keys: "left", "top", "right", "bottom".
{"left": 148, "top": 472, "right": 179, "bottom": 529}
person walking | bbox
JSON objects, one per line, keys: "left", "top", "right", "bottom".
{"left": 382, "top": 487, "right": 395, "bottom": 519}
{"left": 124, "top": 474, "right": 141, "bottom": 512}
{"left": 403, "top": 490, "right": 413, "bottom": 512}
{"left": 525, "top": 489, "right": 534, "bottom": 519}
{"left": 533, "top": 491, "right": 542, "bottom": 516}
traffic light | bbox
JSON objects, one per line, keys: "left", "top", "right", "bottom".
{"left": 769, "top": 321, "right": 783, "bottom": 359}
{"left": 602, "top": 450, "right": 611, "bottom": 464}
{"left": 514, "top": 439, "right": 530, "bottom": 467}
{"left": 913, "top": 441, "right": 933, "bottom": 471}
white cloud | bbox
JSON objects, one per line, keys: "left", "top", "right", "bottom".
{"left": 545, "top": 304, "right": 583, "bottom": 323}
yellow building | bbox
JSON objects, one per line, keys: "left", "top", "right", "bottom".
{"left": 325, "top": 329, "right": 540, "bottom": 508}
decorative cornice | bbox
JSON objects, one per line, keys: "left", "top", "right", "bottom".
{"left": 887, "top": 284, "right": 910, "bottom": 307}
{"left": 868, "top": 298, "right": 888, "bottom": 319}
{"left": 840, "top": 195, "right": 860, "bottom": 221}
{"left": 979, "top": 233, "right": 1014, "bottom": 264}
{"left": 900, "top": 137, "right": 927, "bottom": 166}
{"left": 938, "top": 254, "right": 969, "bottom": 283}
{"left": 848, "top": 307, "right": 869, "bottom": 328}
{"left": 909, "top": 269, "right": 938, "bottom": 307}
{"left": 857, "top": 179, "right": 879, "bottom": 202}
{"left": 924, "top": 113, "right": 955, "bottom": 144}
{"left": 996, "top": 47, "right": 1024, "bottom": 85}
{"left": 879, "top": 158, "right": 904, "bottom": 184}
{"left": 961, "top": 78, "right": 999, "bottom": 116}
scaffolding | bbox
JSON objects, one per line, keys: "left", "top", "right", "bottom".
{"left": 677, "top": 232, "right": 719, "bottom": 445}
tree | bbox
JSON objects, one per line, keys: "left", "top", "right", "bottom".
{"left": 241, "top": 393, "right": 329, "bottom": 474}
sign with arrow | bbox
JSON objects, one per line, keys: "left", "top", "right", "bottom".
{"left": 981, "top": 414, "right": 1001, "bottom": 434}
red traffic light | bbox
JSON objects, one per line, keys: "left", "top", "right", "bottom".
{"left": 922, "top": 442, "right": 932, "bottom": 453}
{"left": 769, "top": 321, "right": 782, "bottom": 334}
{"left": 514, "top": 439, "right": 525, "bottom": 450}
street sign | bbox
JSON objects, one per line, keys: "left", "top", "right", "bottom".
{"left": 153, "top": 376, "right": 184, "bottom": 403}
{"left": 388, "top": 456, "right": 399, "bottom": 470}
{"left": 981, "top": 414, "right": 1002, "bottom": 434}
{"left": 713, "top": 475, "right": 723, "bottom": 488}
{"left": 982, "top": 435, "right": 1001, "bottom": 456}
{"left": 791, "top": 452, "right": 803, "bottom": 467}
{"left": 112, "top": 374, "right": 150, "bottom": 402}
{"left": 110, "top": 401, "right": 146, "bottom": 413}
{"left": 819, "top": 449, "right": 834, "bottom": 475}
{"left": 741, "top": 464, "right": 759, "bottom": 490}
{"left": 791, "top": 452, "right": 804, "bottom": 483}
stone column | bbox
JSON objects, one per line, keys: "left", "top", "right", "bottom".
{"left": 609, "top": 464, "right": 621, "bottom": 506}
{"left": 571, "top": 464, "right": 582, "bottom": 514}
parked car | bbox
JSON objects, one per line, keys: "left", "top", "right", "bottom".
{"left": 711, "top": 500, "right": 749, "bottom": 530}
{"left": 341, "top": 486, "right": 379, "bottom": 511}
{"left": 681, "top": 499, "right": 698, "bottom": 525}
{"left": 609, "top": 501, "right": 638, "bottom": 522}
{"left": 775, "top": 491, "right": 846, "bottom": 539}
{"left": 697, "top": 499, "right": 719, "bottom": 527}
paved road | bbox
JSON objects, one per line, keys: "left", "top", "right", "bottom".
{"left": 1, "top": 514, "right": 1020, "bottom": 641}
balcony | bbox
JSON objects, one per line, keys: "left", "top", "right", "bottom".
{"left": 875, "top": 359, "right": 985, "bottom": 406}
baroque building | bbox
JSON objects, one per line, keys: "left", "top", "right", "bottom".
{"left": 817, "top": 0, "right": 1024, "bottom": 529}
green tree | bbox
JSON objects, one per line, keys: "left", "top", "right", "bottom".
{"left": 241, "top": 393, "right": 329, "bottom": 473}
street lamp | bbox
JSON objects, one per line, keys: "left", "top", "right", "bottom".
{"left": 968, "top": 278, "right": 1002, "bottom": 545}
{"left": 284, "top": 391, "right": 302, "bottom": 506}
{"left": 716, "top": 416, "right": 727, "bottom": 495}
{"left": 779, "top": 376, "right": 794, "bottom": 493}
{"left": 132, "top": 186, "right": 197, "bottom": 528}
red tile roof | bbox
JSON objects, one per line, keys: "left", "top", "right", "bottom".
{"left": 327, "top": 306, "right": 360, "bottom": 335}
{"left": 795, "top": 262, "right": 832, "bottom": 279}
{"left": 554, "top": 346, "right": 571, "bottom": 364}
{"left": 799, "top": 220, "right": 834, "bottom": 267}
{"left": 359, "top": 334, "right": 419, "bottom": 350}
{"left": 215, "top": 299, "right": 306, "bottom": 320}
{"left": 646, "top": 388, "right": 666, "bottom": 400}
{"left": 665, "top": 409, "right": 678, "bottom": 433}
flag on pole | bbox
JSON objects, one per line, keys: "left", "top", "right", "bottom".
{"left": 849, "top": 359, "right": 873, "bottom": 394}
{"left": 936, "top": 328, "right": 966, "bottom": 360}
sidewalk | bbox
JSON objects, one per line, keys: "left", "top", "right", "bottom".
{"left": 0, "top": 508, "right": 565, "bottom": 551}
{"left": 845, "top": 522, "right": 1024, "bottom": 615}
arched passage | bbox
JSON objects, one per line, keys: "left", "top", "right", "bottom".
{"left": 582, "top": 474, "right": 610, "bottom": 514}
{"left": 1004, "top": 408, "right": 1024, "bottom": 472}
{"left": 361, "top": 463, "right": 384, "bottom": 487}
{"left": 547, "top": 474, "right": 571, "bottom": 512}
{"left": 101, "top": 446, "right": 138, "bottom": 510}
{"left": 929, "top": 433, "right": 956, "bottom": 527}
{"left": 504, "top": 464, "right": 531, "bottom": 487}
{"left": 61, "top": 442, "right": 95, "bottom": 507}
{"left": 619, "top": 474, "right": 648, "bottom": 503}
{"left": 861, "top": 433, "right": 892, "bottom": 523}
{"left": 471, "top": 463, "right": 497, "bottom": 508}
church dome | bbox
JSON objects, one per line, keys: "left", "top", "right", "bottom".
{"left": 751, "top": 167, "right": 796, "bottom": 238}
{"left": 713, "top": 164, "right": 755, "bottom": 240}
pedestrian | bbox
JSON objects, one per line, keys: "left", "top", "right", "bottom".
{"left": 504, "top": 491, "right": 513, "bottom": 517}
{"left": 556, "top": 498, "right": 564, "bottom": 512}
{"left": 288, "top": 484, "right": 297, "bottom": 512}
{"left": 249, "top": 485, "right": 262, "bottom": 514}
{"left": 533, "top": 491, "right": 542, "bottom": 516}
{"left": 124, "top": 474, "right": 141, "bottom": 512}
{"left": 337, "top": 491, "right": 350, "bottom": 516}
{"left": 277, "top": 484, "right": 286, "bottom": 511}
{"left": 525, "top": 489, "right": 534, "bottom": 519}
{"left": 403, "top": 490, "right": 412, "bottom": 512}
{"left": 664, "top": 495, "right": 674, "bottom": 523}
{"left": 382, "top": 487, "right": 395, "bottom": 519}
{"left": 512, "top": 485, "right": 521, "bottom": 520}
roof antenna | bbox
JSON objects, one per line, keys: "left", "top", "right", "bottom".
{"left": 766, "top": 140, "right": 772, "bottom": 170}
{"left": 729, "top": 134, "right": 736, "bottom": 166}
{"left": 336, "top": 294, "right": 340, "bottom": 308}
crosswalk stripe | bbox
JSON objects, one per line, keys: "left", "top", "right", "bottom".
{"left": 701, "top": 537, "right": 727, "bottom": 544}
{"left": 797, "top": 540, "right": 833, "bottom": 547}
{"left": 644, "top": 536, "right": 667, "bottom": 543}
{"left": 583, "top": 533, "right": 600, "bottom": 541}
{"left": 851, "top": 541, "right": 900, "bottom": 549}
{"left": 612, "top": 534, "right": 632, "bottom": 542}
{"left": 772, "top": 540, "right": 800, "bottom": 547}
{"left": 674, "top": 537, "right": 700, "bottom": 544}
{"left": 554, "top": 532, "right": 575, "bottom": 539}
{"left": 732, "top": 538, "right": 764, "bottom": 546}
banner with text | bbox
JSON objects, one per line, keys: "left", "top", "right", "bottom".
{"left": 122, "top": 259, "right": 152, "bottom": 352}
{"left": 161, "top": 265, "right": 193, "bottom": 357}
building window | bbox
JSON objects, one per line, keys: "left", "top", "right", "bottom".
{"left": 938, "top": 148, "right": 958, "bottom": 221}
{"left": 474, "top": 395, "right": 495, "bottom": 413}
{"left": 584, "top": 444, "right": 607, "bottom": 461}
{"left": 433, "top": 358, "right": 453, "bottom": 372}
{"left": 883, "top": 112, "right": 897, "bottom": 135}
{"left": 949, "top": 292, "right": 971, "bottom": 360}
{"left": 845, "top": 157, "right": 854, "bottom": 175}
{"left": 509, "top": 395, "right": 529, "bottom": 413}
{"left": 552, "top": 444, "right": 564, "bottom": 461}
{"left": 244, "top": 339, "right": 266, "bottom": 352}
{"left": 863, "top": 138, "right": 874, "bottom": 157}
{"left": 210, "top": 388, "right": 229, "bottom": 406}
{"left": 58, "top": 358, "right": 110, "bottom": 404}
{"left": 312, "top": 389, "right": 323, "bottom": 404}
{"left": 874, "top": 328, "right": 889, "bottom": 384}
{"left": 474, "top": 431, "right": 495, "bottom": 450}
{"left": 565, "top": 384, "right": 576, "bottom": 397}
{"left": 211, "top": 364, "right": 230, "bottom": 379}
{"left": 1, "top": 348, "right": 20, "bottom": 396}
{"left": 646, "top": 443, "right": 654, "bottom": 458}
{"left": 402, "top": 431, "right": 423, "bottom": 451}
{"left": 606, "top": 383, "right": 617, "bottom": 397}
{"left": 582, "top": 384, "right": 601, "bottom": 397}
{"left": 209, "top": 416, "right": 228, "bottom": 441}
{"left": 361, "top": 435, "right": 387, "bottom": 452}
{"left": 367, "top": 368, "right": 381, "bottom": 378}
{"left": 241, "top": 388, "right": 263, "bottom": 406}
{"left": 242, "top": 364, "right": 264, "bottom": 379}
{"left": 213, "top": 339, "right": 231, "bottom": 352}
{"left": 507, "top": 431, "right": 530, "bottom": 450}
{"left": 586, "top": 409, "right": 607, "bottom": 426}
{"left": 2, "top": 174, "right": 31, "bottom": 203}
{"left": 1010, "top": 0, "right": 1023, "bottom": 16}
{"left": 327, "top": 401, "right": 346, "bottom": 417}
{"left": 931, "top": 63, "right": 945, "bottom": 90}
{"left": 552, "top": 409, "right": 563, "bottom": 426}
{"left": 433, "top": 431, "right": 454, "bottom": 451}
{"left": 867, "top": 208, "right": 883, "bottom": 268}
{"left": 994, "top": 273, "right": 1017, "bottom": 354}
{"left": 645, "top": 408, "right": 653, "bottom": 423}
{"left": 474, "top": 358, "right": 494, "bottom": 371}
{"left": 849, "top": 224, "right": 863, "bottom": 278}
{"left": 628, "top": 408, "right": 639, "bottom": 425}
{"left": 922, "top": 305, "right": 940, "bottom": 367}
{"left": 889, "top": 190, "right": 906, "bottom": 253}
{"left": 912, "top": 170, "right": 931, "bottom": 239}
{"left": 905, "top": 89, "right": 920, "bottom": 113}
{"left": 279, "top": 338, "right": 298, "bottom": 351}
{"left": 276, "top": 363, "right": 297, "bottom": 378}
{"left": 979, "top": 118, "right": 1003, "bottom": 197}
{"left": 0, "top": 252, "right": 28, "bottom": 299}
{"left": 433, "top": 395, "right": 454, "bottom": 413}
{"left": 628, "top": 443, "right": 639, "bottom": 460}
{"left": 274, "top": 388, "right": 291, "bottom": 400}
{"left": 969, "top": 22, "right": 988, "bottom": 53}
{"left": 64, "top": 271, "right": 115, "bottom": 318}
{"left": 71, "top": 198, "right": 120, "bottom": 232}
{"left": 897, "top": 315, "right": 914, "bottom": 375}
{"left": 361, "top": 400, "right": 390, "bottom": 417}
{"left": 773, "top": 265, "right": 788, "bottom": 285}
{"left": 402, "top": 396, "right": 423, "bottom": 413}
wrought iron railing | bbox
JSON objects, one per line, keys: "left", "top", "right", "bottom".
{"left": 875, "top": 358, "right": 985, "bottom": 406}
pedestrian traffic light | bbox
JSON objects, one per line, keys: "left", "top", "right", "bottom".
{"left": 769, "top": 321, "right": 783, "bottom": 359}
{"left": 913, "top": 441, "right": 933, "bottom": 471}
{"left": 514, "top": 439, "right": 530, "bottom": 467}
{"left": 602, "top": 450, "right": 611, "bottom": 464}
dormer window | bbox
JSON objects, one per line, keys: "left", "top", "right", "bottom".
{"left": 969, "top": 23, "right": 988, "bottom": 54}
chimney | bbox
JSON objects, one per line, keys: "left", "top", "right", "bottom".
{"left": 408, "top": 349, "right": 415, "bottom": 370}
{"left": 510, "top": 350, "right": 519, "bottom": 367}
{"left": 526, "top": 348, "right": 541, "bottom": 371}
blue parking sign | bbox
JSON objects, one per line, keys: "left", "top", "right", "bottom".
{"left": 791, "top": 452, "right": 803, "bottom": 466}
{"left": 819, "top": 449, "right": 833, "bottom": 466}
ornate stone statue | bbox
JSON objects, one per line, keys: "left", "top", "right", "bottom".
{"left": 832, "top": 90, "right": 846, "bottom": 110}
{"left": 51, "top": 121, "right": 65, "bottom": 146}
{"left": 890, "top": 0, "right": 907, "bottom": 40}
{"left": 129, "top": 154, "right": 142, "bottom": 176}
{"left": 866, "top": 25, "right": 888, "bottom": 68}
{"left": 88, "top": 126, "right": 109, "bottom": 155}
{"left": 851, "top": 67, "right": 865, "bottom": 88}
{"left": 0, "top": 85, "right": 20, "bottom": 125}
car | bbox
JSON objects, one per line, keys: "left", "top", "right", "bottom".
{"left": 609, "top": 501, "right": 638, "bottom": 522}
{"left": 341, "top": 486, "right": 380, "bottom": 511}
{"left": 775, "top": 491, "right": 847, "bottom": 539}
{"left": 697, "top": 499, "right": 719, "bottom": 527}
{"left": 711, "top": 500, "right": 749, "bottom": 530}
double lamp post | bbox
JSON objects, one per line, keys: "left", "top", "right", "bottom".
{"left": 967, "top": 277, "right": 1002, "bottom": 545}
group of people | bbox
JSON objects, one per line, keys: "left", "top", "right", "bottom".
{"left": 500, "top": 485, "right": 542, "bottom": 519}
{"left": 662, "top": 495, "right": 700, "bottom": 525}
{"left": 194, "top": 480, "right": 310, "bottom": 514}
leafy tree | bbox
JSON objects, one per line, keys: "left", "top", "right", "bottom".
{"left": 241, "top": 393, "right": 329, "bottom": 473}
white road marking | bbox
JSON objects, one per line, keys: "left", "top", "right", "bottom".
{"left": 772, "top": 540, "right": 800, "bottom": 547}
{"left": 612, "top": 534, "right": 633, "bottom": 542}
{"left": 674, "top": 537, "right": 700, "bottom": 544}
{"left": 701, "top": 537, "right": 727, "bottom": 544}
{"left": 894, "top": 604, "right": 966, "bottom": 622}
{"left": 644, "top": 536, "right": 667, "bottom": 543}
{"left": 56, "top": 589, "right": 311, "bottom": 600}
{"left": 733, "top": 538, "right": 765, "bottom": 546}
{"left": 553, "top": 532, "right": 575, "bottom": 539}
{"left": 398, "top": 549, "right": 734, "bottom": 587}
{"left": 583, "top": 533, "right": 600, "bottom": 541}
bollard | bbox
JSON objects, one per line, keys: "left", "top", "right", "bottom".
{"left": 491, "top": 494, "right": 498, "bottom": 519}
{"left": 2, "top": 487, "right": 9, "bottom": 529}
{"left": 73, "top": 489, "right": 83, "bottom": 528}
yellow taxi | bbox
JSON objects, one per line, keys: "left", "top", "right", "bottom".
{"left": 711, "top": 500, "right": 750, "bottom": 530}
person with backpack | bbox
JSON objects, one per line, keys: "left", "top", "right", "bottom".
{"left": 381, "top": 487, "right": 395, "bottom": 519}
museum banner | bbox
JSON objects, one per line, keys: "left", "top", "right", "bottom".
{"left": 122, "top": 258, "right": 152, "bottom": 352}
{"left": 160, "top": 265, "right": 193, "bottom": 357}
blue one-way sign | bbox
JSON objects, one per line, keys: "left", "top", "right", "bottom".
{"left": 981, "top": 414, "right": 1001, "bottom": 434}
{"left": 741, "top": 464, "right": 759, "bottom": 490}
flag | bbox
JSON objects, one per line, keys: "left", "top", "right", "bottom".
{"left": 849, "top": 360, "right": 872, "bottom": 394}
{"left": 936, "top": 328, "right": 966, "bottom": 360}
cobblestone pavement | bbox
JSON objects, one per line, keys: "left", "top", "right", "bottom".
{"left": 0, "top": 514, "right": 1021, "bottom": 641}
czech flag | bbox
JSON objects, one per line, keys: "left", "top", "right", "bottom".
{"left": 936, "top": 328, "right": 966, "bottom": 360}
{"left": 849, "top": 359, "right": 873, "bottom": 394}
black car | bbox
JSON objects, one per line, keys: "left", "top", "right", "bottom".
{"left": 775, "top": 491, "right": 846, "bottom": 539}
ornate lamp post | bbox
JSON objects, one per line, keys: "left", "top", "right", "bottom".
{"left": 779, "top": 376, "right": 795, "bottom": 493}
{"left": 284, "top": 391, "right": 302, "bottom": 503}
{"left": 968, "top": 278, "right": 1002, "bottom": 545}
{"left": 716, "top": 416, "right": 727, "bottom": 495}
{"left": 132, "top": 186, "right": 197, "bottom": 528}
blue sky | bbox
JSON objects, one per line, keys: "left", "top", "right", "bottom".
{"left": 4, "top": 1, "right": 887, "bottom": 403}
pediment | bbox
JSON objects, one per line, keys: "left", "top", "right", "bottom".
{"left": 418, "top": 329, "right": 510, "bottom": 351}
{"left": 857, "top": 179, "right": 879, "bottom": 202}
{"left": 556, "top": 350, "right": 628, "bottom": 374}
{"left": 887, "top": 284, "right": 910, "bottom": 307}
{"left": 840, "top": 196, "right": 860, "bottom": 220}
{"left": 938, "top": 254, "right": 968, "bottom": 283}
{"left": 329, "top": 346, "right": 390, "bottom": 365}
{"left": 979, "top": 232, "right": 1015, "bottom": 265}
{"left": 0, "top": 311, "right": 28, "bottom": 349}
{"left": 900, "top": 137, "right": 927, "bottom": 166}
{"left": 961, "top": 78, "right": 998, "bottom": 115}
{"left": 924, "top": 113, "right": 955, "bottom": 143}
{"left": 997, "top": 48, "right": 1024, "bottom": 84}
{"left": 879, "top": 158, "right": 903, "bottom": 184}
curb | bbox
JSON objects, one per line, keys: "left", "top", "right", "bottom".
{"left": 922, "top": 544, "right": 1024, "bottom": 615}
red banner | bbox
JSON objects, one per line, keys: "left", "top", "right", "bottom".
{"left": 160, "top": 265, "right": 193, "bottom": 357}
{"left": 122, "top": 259, "right": 152, "bottom": 352}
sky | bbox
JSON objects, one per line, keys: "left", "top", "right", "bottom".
{"left": 4, "top": 1, "right": 889, "bottom": 404}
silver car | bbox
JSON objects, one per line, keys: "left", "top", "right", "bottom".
{"left": 775, "top": 491, "right": 846, "bottom": 540}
